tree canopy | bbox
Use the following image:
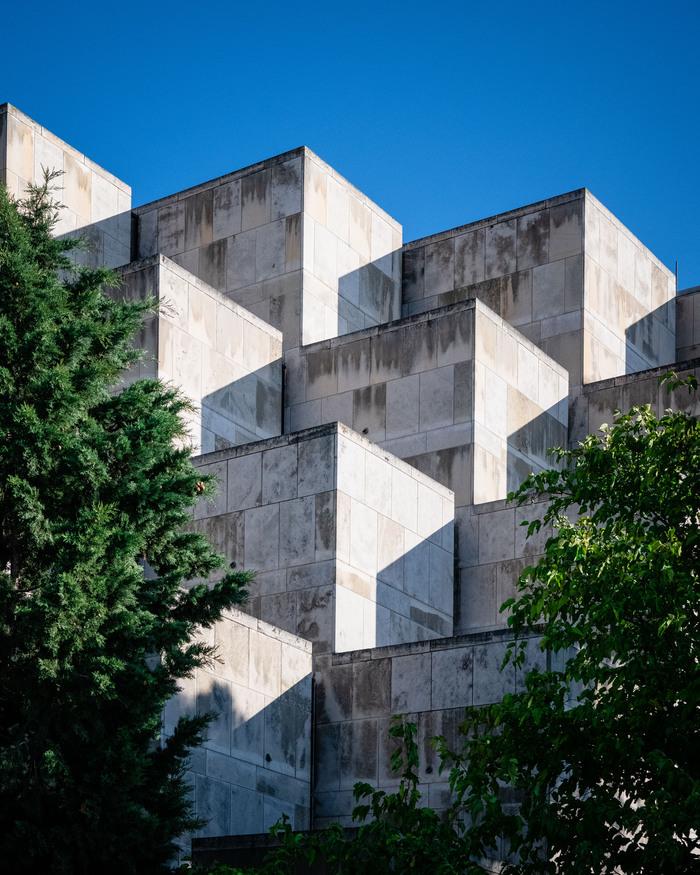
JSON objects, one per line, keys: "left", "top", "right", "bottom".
{"left": 441, "top": 379, "right": 700, "bottom": 873}
{"left": 0, "top": 175, "right": 249, "bottom": 873}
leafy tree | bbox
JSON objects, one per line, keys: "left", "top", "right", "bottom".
{"left": 439, "top": 379, "right": 700, "bottom": 873}
{"left": 0, "top": 174, "right": 250, "bottom": 873}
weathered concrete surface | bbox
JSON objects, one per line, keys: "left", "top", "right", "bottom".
{"left": 402, "top": 189, "right": 676, "bottom": 387}
{"left": 190, "top": 422, "right": 454, "bottom": 653}
{"left": 0, "top": 103, "right": 132, "bottom": 267}
{"left": 453, "top": 495, "right": 553, "bottom": 634}
{"left": 133, "top": 148, "right": 402, "bottom": 349}
{"left": 285, "top": 299, "right": 567, "bottom": 507}
{"left": 112, "top": 255, "right": 282, "bottom": 454}
{"left": 569, "top": 358, "right": 700, "bottom": 446}
{"left": 311, "top": 626, "right": 546, "bottom": 827}
{"left": 165, "top": 610, "right": 312, "bottom": 852}
{"left": 676, "top": 286, "right": 700, "bottom": 362}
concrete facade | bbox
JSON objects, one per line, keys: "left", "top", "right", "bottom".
{"left": 133, "top": 148, "right": 401, "bottom": 350}
{"left": 4, "top": 105, "right": 695, "bottom": 857}
{"left": 402, "top": 189, "right": 676, "bottom": 387}
{"left": 312, "top": 627, "right": 546, "bottom": 827}
{"left": 189, "top": 423, "right": 454, "bottom": 654}
{"left": 284, "top": 299, "right": 568, "bottom": 507}
{"left": 164, "top": 610, "right": 312, "bottom": 844}
{"left": 112, "top": 254, "right": 282, "bottom": 454}
{"left": 0, "top": 103, "right": 132, "bottom": 267}
{"left": 676, "top": 286, "right": 700, "bottom": 362}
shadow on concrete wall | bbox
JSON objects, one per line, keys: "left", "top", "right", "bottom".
{"left": 336, "top": 255, "right": 402, "bottom": 336}
{"left": 506, "top": 403, "right": 567, "bottom": 495}
{"left": 166, "top": 670, "right": 312, "bottom": 853}
{"left": 201, "top": 362, "right": 283, "bottom": 454}
{"left": 624, "top": 300, "right": 676, "bottom": 376}
{"left": 372, "top": 522, "right": 454, "bottom": 649}
{"left": 60, "top": 211, "right": 133, "bottom": 270}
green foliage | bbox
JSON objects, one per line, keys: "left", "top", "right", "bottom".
{"left": 439, "top": 381, "right": 700, "bottom": 873}
{"left": 0, "top": 174, "right": 251, "bottom": 873}
{"left": 257, "top": 717, "right": 476, "bottom": 874}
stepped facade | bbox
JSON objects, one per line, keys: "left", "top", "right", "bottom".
{"left": 2, "top": 103, "right": 699, "bottom": 861}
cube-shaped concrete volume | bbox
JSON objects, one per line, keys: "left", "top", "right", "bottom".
{"left": 284, "top": 298, "right": 569, "bottom": 508}
{"left": 191, "top": 422, "right": 455, "bottom": 653}
{"left": 401, "top": 189, "right": 676, "bottom": 387}
{"left": 164, "top": 610, "right": 312, "bottom": 845}
{"left": 112, "top": 254, "right": 283, "bottom": 454}
{"left": 0, "top": 103, "right": 132, "bottom": 267}
{"left": 133, "top": 147, "right": 402, "bottom": 349}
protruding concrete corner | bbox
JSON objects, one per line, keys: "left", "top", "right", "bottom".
{"left": 284, "top": 298, "right": 567, "bottom": 510}
{"left": 0, "top": 103, "right": 132, "bottom": 267}
{"left": 133, "top": 147, "right": 403, "bottom": 350}
{"left": 165, "top": 610, "right": 312, "bottom": 854}
{"left": 401, "top": 188, "right": 676, "bottom": 388}
{"left": 190, "top": 422, "right": 455, "bottom": 654}
{"left": 110, "top": 254, "right": 283, "bottom": 454}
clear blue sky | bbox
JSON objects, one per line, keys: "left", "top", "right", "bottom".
{"left": 3, "top": 0, "right": 699, "bottom": 286}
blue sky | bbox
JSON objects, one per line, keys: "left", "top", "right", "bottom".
{"left": 3, "top": 0, "right": 699, "bottom": 286}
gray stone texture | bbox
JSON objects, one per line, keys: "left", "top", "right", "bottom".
{"left": 312, "top": 627, "right": 544, "bottom": 826}
{"left": 676, "top": 286, "right": 700, "bottom": 362}
{"left": 132, "top": 148, "right": 402, "bottom": 351}
{"left": 285, "top": 300, "right": 567, "bottom": 508}
{"left": 569, "top": 359, "right": 700, "bottom": 446}
{"left": 401, "top": 189, "right": 676, "bottom": 387}
{"left": 164, "top": 611, "right": 312, "bottom": 843}
{"left": 191, "top": 423, "right": 454, "bottom": 653}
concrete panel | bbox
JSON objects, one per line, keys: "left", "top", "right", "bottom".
{"left": 166, "top": 611, "right": 312, "bottom": 848}
{"left": 112, "top": 255, "right": 282, "bottom": 455}
{"left": 192, "top": 424, "right": 454, "bottom": 653}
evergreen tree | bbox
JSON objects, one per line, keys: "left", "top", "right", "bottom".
{"left": 0, "top": 175, "right": 250, "bottom": 873}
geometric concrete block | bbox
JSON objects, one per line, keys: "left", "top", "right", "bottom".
{"left": 401, "top": 188, "right": 676, "bottom": 388}
{"left": 165, "top": 610, "right": 312, "bottom": 846}
{"left": 112, "top": 255, "right": 283, "bottom": 454}
{"left": 133, "top": 148, "right": 402, "bottom": 349}
{"left": 284, "top": 298, "right": 569, "bottom": 508}
{"left": 0, "top": 103, "right": 132, "bottom": 268}
{"left": 191, "top": 422, "right": 455, "bottom": 653}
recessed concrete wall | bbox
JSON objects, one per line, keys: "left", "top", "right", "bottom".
{"left": 402, "top": 189, "right": 676, "bottom": 387}
{"left": 165, "top": 610, "right": 312, "bottom": 849}
{"left": 113, "top": 255, "right": 282, "bottom": 454}
{"left": 454, "top": 496, "right": 552, "bottom": 634}
{"left": 312, "top": 627, "right": 546, "bottom": 827}
{"left": 676, "top": 286, "right": 700, "bottom": 362}
{"left": 190, "top": 423, "right": 454, "bottom": 653}
{"left": 569, "top": 359, "right": 700, "bottom": 447}
{"left": 0, "top": 103, "right": 132, "bottom": 268}
{"left": 133, "top": 148, "right": 402, "bottom": 349}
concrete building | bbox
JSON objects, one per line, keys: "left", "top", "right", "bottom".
{"left": 2, "top": 103, "right": 698, "bottom": 861}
